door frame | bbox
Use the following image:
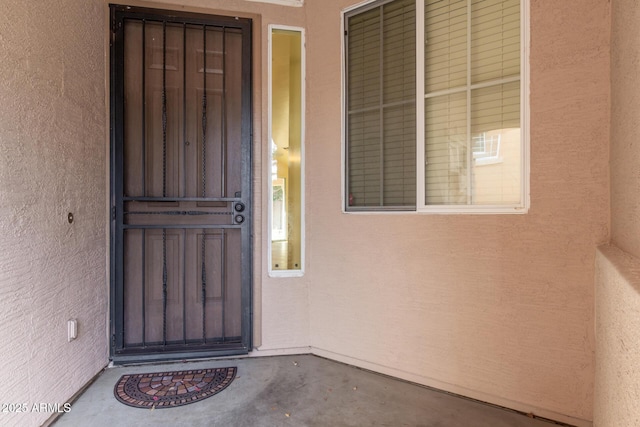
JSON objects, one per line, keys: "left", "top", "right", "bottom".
{"left": 109, "top": 4, "right": 253, "bottom": 364}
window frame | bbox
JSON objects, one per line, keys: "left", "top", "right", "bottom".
{"left": 341, "top": 0, "right": 530, "bottom": 215}
{"left": 267, "top": 24, "right": 306, "bottom": 277}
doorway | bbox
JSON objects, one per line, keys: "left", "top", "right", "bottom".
{"left": 109, "top": 5, "right": 252, "bottom": 363}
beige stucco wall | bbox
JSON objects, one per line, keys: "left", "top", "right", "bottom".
{"left": 594, "top": 1, "right": 640, "bottom": 426}
{"left": 305, "top": 0, "right": 609, "bottom": 425}
{"left": 0, "top": 1, "right": 108, "bottom": 426}
{"left": 0, "top": 0, "right": 613, "bottom": 426}
{"left": 610, "top": 0, "right": 640, "bottom": 260}
{"left": 595, "top": 246, "right": 640, "bottom": 427}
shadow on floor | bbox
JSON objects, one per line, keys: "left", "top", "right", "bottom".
{"left": 52, "top": 355, "right": 560, "bottom": 427}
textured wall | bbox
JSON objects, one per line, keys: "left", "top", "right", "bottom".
{"left": 610, "top": 0, "right": 640, "bottom": 259}
{"left": 305, "top": 0, "right": 609, "bottom": 425}
{"left": 0, "top": 1, "right": 108, "bottom": 426}
{"left": 595, "top": 246, "right": 640, "bottom": 427}
{"left": 594, "top": 1, "right": 640, "bottom": 425}
{"left": 0, "top": 0, "right": 613, "bottom": 426}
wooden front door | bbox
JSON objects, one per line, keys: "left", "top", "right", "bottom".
{"left": 109, "top": 6, "right": 252, "bottom": 363}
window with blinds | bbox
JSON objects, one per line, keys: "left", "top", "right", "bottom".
{"left": 346, "top": 0, "right": 416, "bottom": 209}
{"left": 344, "top": 0, "right": 526, "bottom": 213}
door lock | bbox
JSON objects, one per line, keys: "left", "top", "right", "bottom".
{"left": 234, "top": 202, "right": 245, "bottom": 212}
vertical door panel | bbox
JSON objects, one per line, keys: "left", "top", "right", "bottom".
{"left": 123, "top": 229, "right": 143, "bottom": 346}
{"left": 224, "top": 29, "right": 244, "bottom": 197}
{"left": 124, "top": 21, "right": 144, "bottom": 198}
{"left": 111, "top": 6, "right": 252, "bottom": 362}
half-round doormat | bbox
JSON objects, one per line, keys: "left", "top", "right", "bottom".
{"left": 114, "top": 367, "right": 237, "bottom": 409}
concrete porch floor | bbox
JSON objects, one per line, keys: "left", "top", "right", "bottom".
{"left": 51, "top": 355, "right": 559, "bottom": 427}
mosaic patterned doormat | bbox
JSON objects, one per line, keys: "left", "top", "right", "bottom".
{"left": 114, "top": 367, "right": 236, "bottom": 409}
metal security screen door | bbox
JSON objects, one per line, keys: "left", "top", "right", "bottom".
{"left": 110, "top": 6, "right": 252, "bottom": 363}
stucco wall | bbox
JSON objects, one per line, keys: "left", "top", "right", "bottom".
{"left": 610, "top": 0, "right": 640, "bottom": 260}
{"left": 594, "top": 1, "right": 640, "bottom": 426}
{"left": 305, "top": 0, "right": 609, "bottom": 425}
{"left": 0, "top": 0, "right": 613, "bottom": 426}
{"left": 595, "top": 246, "right": 640, "bottom": 427}
{"left": 0, "top": 1, "right": 108, "bottom": 426}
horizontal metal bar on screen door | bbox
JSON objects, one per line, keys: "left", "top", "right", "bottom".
{"left": 123, "top": 197, "right": 242, "bottom": 202}
{"left": 122, "top": 224, "right": 241, "bottom": 230}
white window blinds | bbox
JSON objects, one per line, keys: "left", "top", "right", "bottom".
{"left": 345, "top": 0, "right": 524, "bottom": 212}
{"left": 422, "top": 0, "right": 521, "bottom": 207}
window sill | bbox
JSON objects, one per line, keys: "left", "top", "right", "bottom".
{"left": 344, "top": 204, "right": 529, "bottom": 215}
{"left": 269, "top": 270, "right": 305, "bottom": 278}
